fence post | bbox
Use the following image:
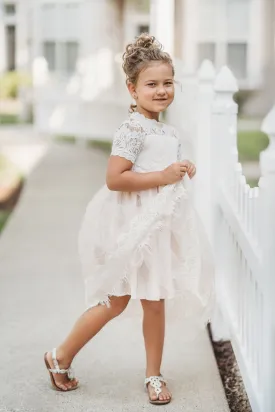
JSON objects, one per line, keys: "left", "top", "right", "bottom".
{"left": 259, "top": 105, "right": 275, "bottom": 412}
{"left": 210, "top": 66, "right": 239, "bottom": 341}
{"left": 194, "top": 59, "right": 216, "bottom": 236}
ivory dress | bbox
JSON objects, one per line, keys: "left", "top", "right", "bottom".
{"left": 78, "top": 111, "right": 214, "bottom": 328}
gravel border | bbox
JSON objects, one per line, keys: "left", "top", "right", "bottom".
{"left": 207, "top": 324, "right": 252, "bottom": 412}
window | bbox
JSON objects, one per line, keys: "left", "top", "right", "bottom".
{"left": 43, "top": 41, "right": 78, "bottom": 73}
{"left": 198, "top": 42, "right": 216, "bottom": 65}
{"left": 138, "top": 25, "right": 149, "bottom": 35}
{"left": 227, "top": 43, "right": 247, "bottom": 79}
{"left": 43, "top": 41, "right": 56, "bottom": 71}
{"left": 4, "top": 3, "right": 16, "bottom": 15}
{"left": 6, "top": 25, "right": 16, "bottom": 70}
{"left": 65, "top": 42, "right": 78, "bottom": 72}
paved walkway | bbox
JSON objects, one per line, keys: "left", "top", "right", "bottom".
{"left": 0, "top": 126, "right": 229, "bottom": 412}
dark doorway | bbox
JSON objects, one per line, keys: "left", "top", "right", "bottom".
{"left": 6, "top": 25, "right": 16, "bottom": 71}
{"left": 138, "top": 25, "right": 149, "bottom": 35}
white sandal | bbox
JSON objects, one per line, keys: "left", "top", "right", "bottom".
{"left": 44, "top": 348, "right": 79, "bottom": 391}
{"left": 144, "top": 375, "right": 172, "bottom": 405}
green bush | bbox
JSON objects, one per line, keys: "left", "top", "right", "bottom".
{"left": 0, "top": 71, "right": 32, "bottom": 99}
{"left": 234, "top": 90, "right": 255, "bottom": 115}
{"left": 237, "top": 130, "right": 269, "bottom": 162}
{"left": 0, "top": 114, "right": 19, "bottom": 124}
{"left": 0, "top": 210, "right": 10, "bottom": 233}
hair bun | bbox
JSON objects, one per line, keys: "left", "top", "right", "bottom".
{"left": 135, "top": 33, "right": 159, "bottom": 49}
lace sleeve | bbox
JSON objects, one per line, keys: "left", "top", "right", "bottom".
{"left": 111, "top": 120, "right": 145, "bottom": 163}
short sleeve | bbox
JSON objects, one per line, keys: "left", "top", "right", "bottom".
{"left": 111, "top": 120, "right": 145, "bottom": 163}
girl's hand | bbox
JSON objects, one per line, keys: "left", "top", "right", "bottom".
{"left": 162, "top": 162, "right": 188, "bottom": 185}
{"left": 183, "top": 160, "right": 196, "bottom": 179}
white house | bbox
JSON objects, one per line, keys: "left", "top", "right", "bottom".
{"left": 151, "top": 0, "right": 265, "bottom": 90}
{"left": 0, "top": 0, "right": 272, "bottom": 132}
{"left": 0, "top": 0, "right": 266, "bottom": 88}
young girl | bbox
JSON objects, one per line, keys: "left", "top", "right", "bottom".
{"left": 44, "top": 33, "right": 214, "bottom": 406}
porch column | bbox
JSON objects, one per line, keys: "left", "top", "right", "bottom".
{"left": 150, "top": 0, "right": 175, "bottom": 55}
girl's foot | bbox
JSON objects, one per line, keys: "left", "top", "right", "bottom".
{"left": 44, "top": 348, "right": 79, "bottom": 391}
{"left": 145, "top": 375, "right": 172, "bottom": 405}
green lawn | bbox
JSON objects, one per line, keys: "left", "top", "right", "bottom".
{"left": 87, "top": 139, "right": 112, "bottom": 154}
{"left": 55, "top": 135, "right": 112, "bottom": 154}
{"left": 55, "top": 135, "right": 76, "bottom": 144}
{"left": 237, "top": 130, "right": 269, "bottom": 162}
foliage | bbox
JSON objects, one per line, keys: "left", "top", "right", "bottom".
{"left": 0, "top": 210, "right": 10, "bottom": 233}
{"left": 237, "top": 130, "right": 269, "bottom": 162}
{"left": 0, "top": 154, "right": 23, "bottom": 187}
{"left": 234, "top": 90, "right": 255, "bottom": 115}
{"left": 0, "top": 114, "right": 19, "bottom": 124}
{"left": 247, "top": 178, "right": 259, "bottom": 188}
{"left": 0, "top": 71, "right": 32, "bottom": 99}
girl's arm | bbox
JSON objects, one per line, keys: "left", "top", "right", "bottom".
{"left": 106, "top": 156, "right": 188, "bottom": 191}
{"left": 106, "top": 156, "right": 165, "bottom": 191}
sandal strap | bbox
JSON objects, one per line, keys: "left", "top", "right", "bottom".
{"left": 48, "top": 348, "right": 75, "bottom": 380}
{"left": 144, "top": 375, "right": 166, "bottom": 396}
{"left": 51, "top": 348, "right": 59, "bottom": 370}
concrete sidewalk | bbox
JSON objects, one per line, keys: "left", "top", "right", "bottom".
{"left": 0, "top": 127, "right": 229, "bottom": 412}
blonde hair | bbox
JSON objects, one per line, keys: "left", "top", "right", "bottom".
{"left": 122, "top": 33, "right": 175, "bottom": 112}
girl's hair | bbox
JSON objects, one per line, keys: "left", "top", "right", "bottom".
{"left": 122, "top": 33, "right": 174, "bottom": 112}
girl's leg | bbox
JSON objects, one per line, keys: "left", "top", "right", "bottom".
{"left": 140, "top": 299, "right": 171, "bottom": 402}
{"left": 46, "top": 295, "right": 130, "bottom": 390}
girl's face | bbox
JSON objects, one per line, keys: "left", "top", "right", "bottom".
{"left": 128, "top": 61, "right": 175, "bottom": 121}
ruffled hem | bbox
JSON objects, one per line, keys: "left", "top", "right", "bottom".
{"left": 78, "top": 181, "right": 215, "bottom": 331}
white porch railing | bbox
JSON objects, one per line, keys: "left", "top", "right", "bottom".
{"left": 171, "top": 60, "right": 275, "bottom": 412}
{"left": 31, "top": 56, "right": 129, "bottom": 139}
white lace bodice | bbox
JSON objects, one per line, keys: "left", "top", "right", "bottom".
{"left": 111, "top": 112, "right": 182, "bottom": 173}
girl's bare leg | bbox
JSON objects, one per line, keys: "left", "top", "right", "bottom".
{"left": 46, "top": 295, "right": 131, "bottom": 390}
{"left": 140, "top": 299, "right": 171, "bottom": 402}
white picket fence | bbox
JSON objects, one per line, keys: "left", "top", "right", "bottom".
{"left": 170, "top": 60, "right": 275, "bottom": 412}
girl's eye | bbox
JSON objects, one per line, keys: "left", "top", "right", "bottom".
{"left": 147, "top": 83, "right": 156, "bottom": 86}
{"left": 165, "top": 82, "right": 173, "bottom": 86}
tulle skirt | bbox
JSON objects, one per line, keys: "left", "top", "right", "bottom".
{"left": 78, "top": 182, "right": 215, "bottom": 337}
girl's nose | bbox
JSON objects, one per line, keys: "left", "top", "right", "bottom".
{"left": 156, "top": 87, "right": 166, "bottom": 95}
